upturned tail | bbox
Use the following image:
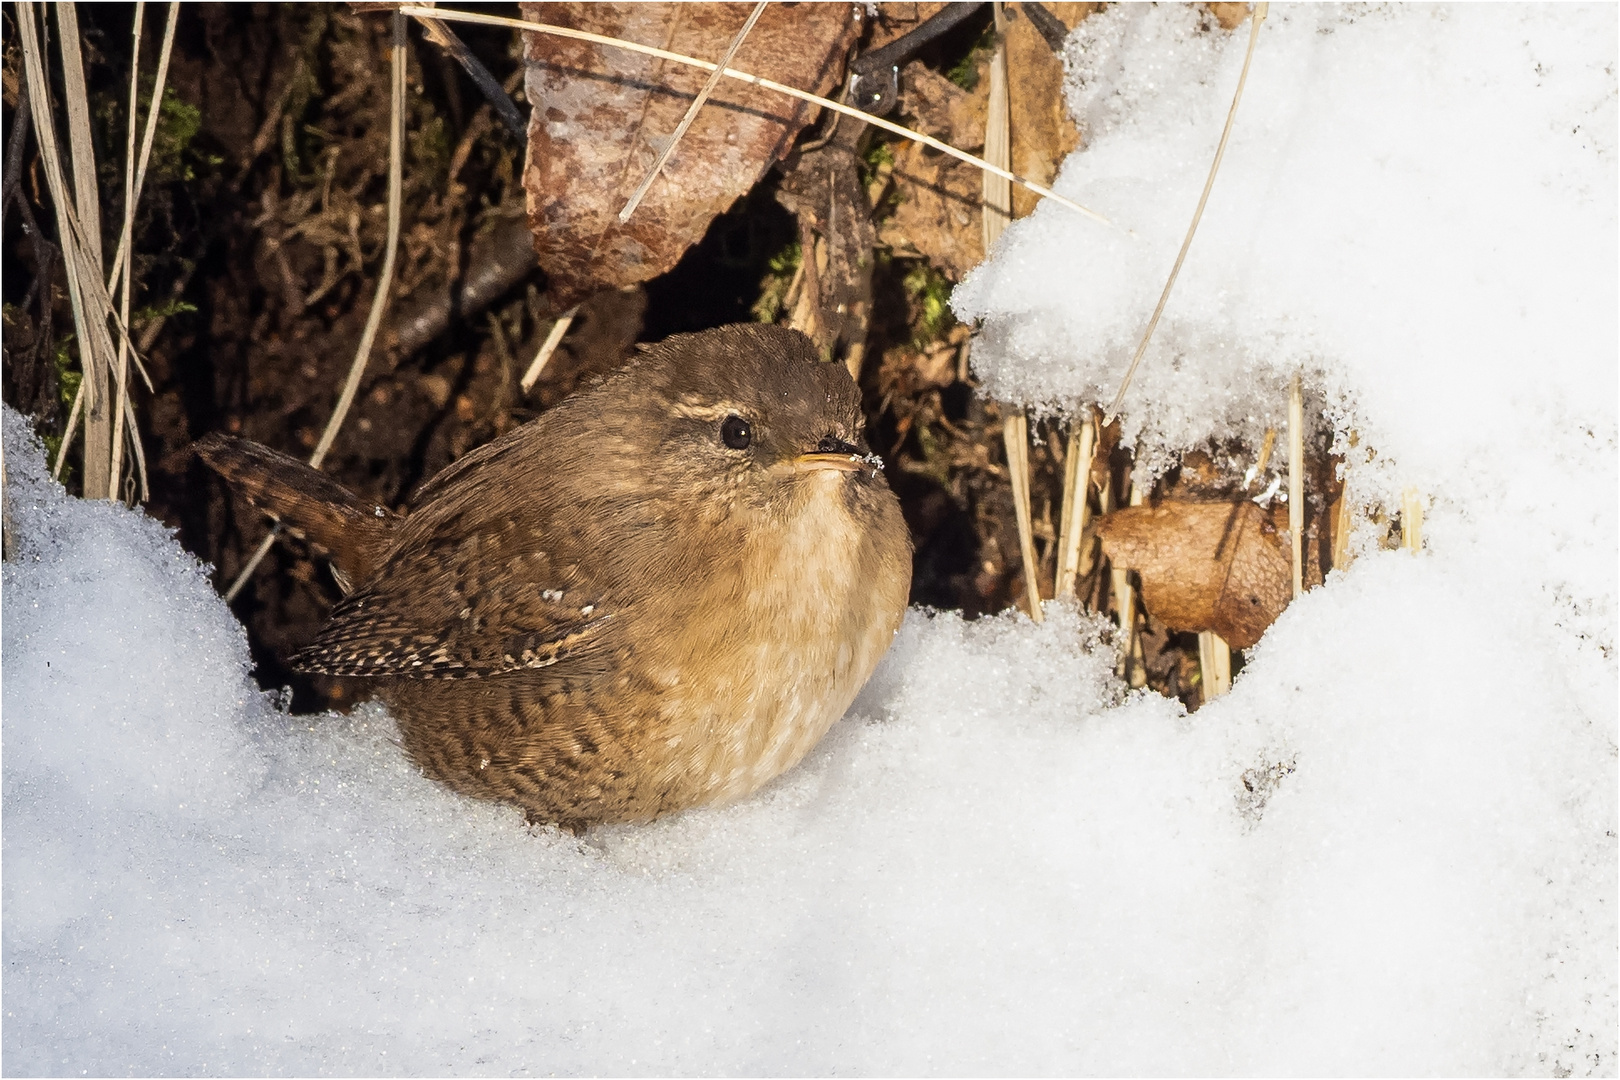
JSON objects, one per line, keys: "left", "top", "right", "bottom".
{"left": 193, "top": 433, "right": 396, "bottom": 587}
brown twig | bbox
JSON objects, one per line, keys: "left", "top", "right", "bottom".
{"left": 1, "top": 78, "right": 32, "bottom": 232}
{"left": 414, "top": 14, "right": 526, "bottom": 139}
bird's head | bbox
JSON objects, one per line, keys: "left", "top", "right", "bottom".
{"left": 583, "top": 324, "right": 889, "bottom": 521}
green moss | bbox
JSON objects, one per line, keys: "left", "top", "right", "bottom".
{"left": 903, "top": 262, "right": 955, "bottom": 346}
{"left": 51, "top": 336, "right": 81, "bottom": 485}
{"left": 946, "top": 23, "right": 999, "bottom": 91}
{"left": 862, "top": 139, "right": 895, "bottom": 179}
{"left": 123, "top": 87, "right": 222, "bottom": 184}
{"left": 54, "top": 336, "right": 81, "bottom": 413}
{"left": 131, "top": 297, "right": 198, "bottom": 324}
{"left": 409, "top": 112, "right": 451, "bottom": 181}
{"left": 751, "top": 239, "right": 802, "bottom": 324}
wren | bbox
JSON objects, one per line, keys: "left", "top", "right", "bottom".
{"left": 197, "top": 324, "right": 912, "bottom": 828}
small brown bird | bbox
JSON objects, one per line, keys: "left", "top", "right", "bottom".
{"left": 197, "top": 324, "right": 911, "bottom": 828}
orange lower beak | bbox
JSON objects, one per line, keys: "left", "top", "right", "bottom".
{"left": 793, "top": 452, "right": 868, "bottom": 473}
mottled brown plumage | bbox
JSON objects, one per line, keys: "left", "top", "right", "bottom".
{"left": 196, "top": 324, "right": 912, "bottom": 828}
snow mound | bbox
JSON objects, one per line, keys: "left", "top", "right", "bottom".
{"left": 955, "top": 4, "right": 1616, "bottom": 504}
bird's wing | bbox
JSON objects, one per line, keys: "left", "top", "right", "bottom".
{"left": 289, "top": 508, "right": 613, "bottom": 679}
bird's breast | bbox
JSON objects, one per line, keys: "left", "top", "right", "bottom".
{"left": 652, "top": 472, "right": 910, "bottom": 806}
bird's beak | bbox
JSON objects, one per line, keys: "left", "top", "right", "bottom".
{"left": 793, "top": 452, "right": 869, "bottom": 473}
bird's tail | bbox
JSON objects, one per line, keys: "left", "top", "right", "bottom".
{"left": 193, "top": 433, "right": 396, "bottom": 588}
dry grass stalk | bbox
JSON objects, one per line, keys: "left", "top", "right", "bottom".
{"left": 1253, "top": 426, "right": 1276, "bottom": 475}
{"left": 104, "top": 2, "right": 179, "bottom": 503}
{"left": 619, "top": 0, "right": 768, "bottom": 224}
{"left": 47, "top": 2, "right": 177, "bottom": 499}
{"left": 51, "top": 3, "right": 106, "bottom": 474}
{"left": 1113, "top": 477, "right": 1144, "bottom": 681}
{"left": 520, "top": 305, "right": 580, "bottom": 394}
{"left": 225, "top": 11, "right": 408, "bottom": 603}
{"left": 108, "top": 1, "right": 144, "bottom": 501}
{"left": 981, "top": 2, "right": 1012, "bottom": 251}
{"left": 1198, "top": 629, "right": 1232, "bottom": 700}
{"left": 1105, "top": 1, "right": 1269, "bottom": 421}
{"left": 1054, "top": 414, "right": 1095, "bottom": 600}
{"left": 984, "top": 2, "right": 1040, "bottom": 623}
{"left": 1401, "top": 487, "right": 1423, "bottom": 554}
{"left": 18, "top": 2, "right": 118, "bottom": 493}
{"left": 1003, "top": 411, "right": 1044, "bottom": 623}
{"left": 400, "top": 5, "right": 1112, "bottom": 227}
{"left": 106, "top": 1, "right": 180, "bottom": 291}
{"left": 58, "top": 3, "right": 115, "bottom": 498}
{"left": 1288, "top": 370, "right": 1303, "bottom": 597}
{"left": 1331, "top": 471, "right": 1354, "bottom": 570}
{"left": 1129, "top": 617, "right": 1148, "bottom": 689}
{"left": 56, "top": 6, "right": 101, "bottom": 271}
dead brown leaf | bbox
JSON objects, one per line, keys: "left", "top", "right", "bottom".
{"left": 1095, "top": 499, "right": 1324, "bottom": 650}
{"left": 880, "top": 139, "right": 984, "bottom": 279}
{"left": 878, "top": 62, "right": 985, "bottom": 278}
{"left": 1205, "top": 3, "right": 1253, "bottom": 32}
{"left": 900, "top": 61, "right": 986, "bottom": 151}
{"left": 520, "top": 3, "right": 856, "bottom": 305}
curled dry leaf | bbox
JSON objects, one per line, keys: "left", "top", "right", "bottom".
{"left": 1095, "top": 499, "right": 1325, "bottom": 650}
{"left": 520, "top": 3, "right": 857, "bottom": 306}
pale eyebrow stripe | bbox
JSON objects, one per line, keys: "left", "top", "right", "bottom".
{"left": 669, "top": 400, "right": 749, "bottom": 422}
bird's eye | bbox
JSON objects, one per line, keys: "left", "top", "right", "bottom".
{"left": 720, "top": 415, "right": 752, "bottom": 450}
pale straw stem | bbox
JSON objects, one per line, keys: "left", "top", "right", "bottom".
{"left": 1105, "top": 3, "right": 1268, "bottom": 422}
{"left": 1054, "top": 415, "right": 1095, "bottom": 601}
{"left": 1003, "top": 411, "right": 1044, "bottom": 623}
{"left": 1287, "top": 370, "right": 1303, "bottom": 597}
{"left": 519, "top": 305, "right": 580, "bottom": 393}
{"left": 1198, "top": 630, "right": 1232, "bottom": 700}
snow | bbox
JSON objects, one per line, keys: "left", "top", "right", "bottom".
{"left": 4, "top": 4, "right": 1616, "bottom": 1076}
